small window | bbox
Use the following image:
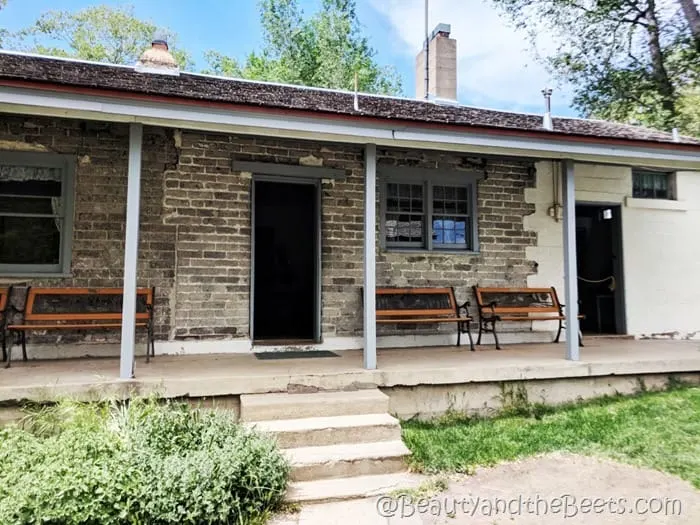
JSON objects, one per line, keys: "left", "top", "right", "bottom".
{"left": 382, "top": 176, "right": 477, "bottom": 252}
{"left": 0, "top": 153, "right": 74, "bottom": 275}
{"left": 632, "top": 170, "right": 674, "bottom": 200}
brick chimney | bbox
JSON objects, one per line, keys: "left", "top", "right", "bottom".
{"left": 415, "top": 23, "right": 457, "bottom": 101}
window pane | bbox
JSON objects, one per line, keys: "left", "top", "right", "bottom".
{"left": 387, "top": 183, "right": 423, "bottom": 213}
{"left": 0, "top": 163, "right": 65, "bottom": 269}
{"left": 633, "top": 171, "right": 671, "bottom": 200}
{"left": 0, "top": 166, "right": 62, "bottom": 197}
{"left": 386, "top": 214, "right": 423, "bottom": 243}
{"left": 0, "top": 196, "right": 57, "bottom": 215}
{"left": 433, "top": 217, "right": 468, "bottom": 247}
{"left": 0, "top": 216, "right": 61, "bottom": 264}
{"left": 431, "top": 184, "right": 470, "bottom": 249}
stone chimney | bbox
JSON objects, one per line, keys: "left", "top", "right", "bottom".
{"left": 136, "top": 38, "right": 180, "bottom": 75}
{"left": 415, "top": 23, "right": 457, "bottom": 101}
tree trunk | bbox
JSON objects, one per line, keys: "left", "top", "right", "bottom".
{"left": 645, "top": 0, "right": 677, "bottom": 126}
{"left": 678, "top": 0, "right": 700, "bottom": 48}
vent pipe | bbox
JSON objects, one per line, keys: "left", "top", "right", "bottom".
{"left": 542, "top": 88, "right": 553, "bottom": 131}
{"left": 424, "top": 0, "right": 429, "bottom": 100}
{"left": 672, "top": 128, "right": 680, "bottom": 143}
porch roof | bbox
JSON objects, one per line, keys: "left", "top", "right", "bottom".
{"left": 0, "top": 51, "right": 699, "bottom": 150}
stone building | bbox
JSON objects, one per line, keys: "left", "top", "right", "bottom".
{"left": 1, "top": 30, "right": 699, "bottom": 376}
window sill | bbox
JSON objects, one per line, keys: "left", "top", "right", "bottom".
{"left": 382, "top": 248, "right": 481, "bottom": 256}
{"left": 625, "top": 197, "right": 688, "bottom": 212}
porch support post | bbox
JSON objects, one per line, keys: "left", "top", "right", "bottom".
{"left": 363, "top": 143, "right": 377, "bottom": 370}
{"left": 119, "top": 123, "right": 143, "bottom": 379}
{"left": 561, "top": 159, "right": 580, "bottom": 361}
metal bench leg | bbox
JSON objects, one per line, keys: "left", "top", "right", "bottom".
{"left": 578, "top": 329, "right": 584, "bottom": 347}
{"left": 4, "top": 331, "right": 13, "bottom": 368}
{"left": 465, "top": 321, "right": 475, "bottom": 351}
{"left": 554, "top": 318, "right": 563, "bottom": 343}
{"left": 477, "top": 318, "right": 483, "bottom": 345}
{"left": 1, "top": 329, "right": 6, "bottom": 363}
{"left": 491, "top": 320, "right": 501, "bottom": 350}
{"left": 146, "top": 323, "right": 153, "bottom": 363}
{"left": 456, "top": 322, "right": 461, "bottom": 347}
{"left": 21, "top": 331, "right": 27, "bottom": 361}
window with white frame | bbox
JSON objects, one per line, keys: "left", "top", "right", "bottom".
{"left": 0, "top": 153, "right": 74, "bottom": 275}
{"left": 632, "top": 170, "right": 675, "bottom": 200}
{"left": 381, "top": 174, "right": 477, "bottom": 252}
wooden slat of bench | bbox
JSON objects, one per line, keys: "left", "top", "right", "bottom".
{"left": 487, "top": 306, "right": 560, "bottom": 314}
{"left": 9, "top": 323, "right": 148, "bottom": 330}
{"left": 377, "top": 308, "right": 456, "bottom": 317}
{"left": 24, "top": 287, "right": 154, "bottom": 322}
{"left": 375, "top": 287, "right": 458, "bottom": 317}
{"left": 0, "top": 288, "right": 8, "bottom": 312}
{"left": 24, "top": 312, "right": 152, "bottom": 322}
{"left": 496, "top": 315, "right": 564, "bottom": 321}
{"left": 27, "top": 287, "right": 152, "bottom": 296}
{"left": 377, "top": 317, "right": 468, "bottom": 323}
{"left": 476, "top": 287, "right": 555, "bottom": 294}
{"left": 376, "top": 287, "right": 454, "bottom": 295}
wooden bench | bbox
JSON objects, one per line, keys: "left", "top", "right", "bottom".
{"left": 472, "top": 285, "right": 583, "bottom": 350}
{"left": 0, "top": 287, "right": 9, "bottom": 362}
{"left": 375, "top": 287, "right": 474, "bottom": 350}
{"left": 4, "top": 287, "right": 155, "bottom": 368}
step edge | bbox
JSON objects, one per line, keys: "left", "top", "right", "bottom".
{"left": 245, "top": 413, "right": 399, "bottom": 432}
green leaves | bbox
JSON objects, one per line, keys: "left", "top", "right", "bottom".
{"left": 204, "top": 0, "right": 402, "bottom": 95}
{"left": 6, "top": 5, "right": 193, "bottom": 69}
{"left": 491, "top": 0, "right": 700, "bottom": 135}
{"left": 0, "top": 398, "right": 289, "bottom": 524}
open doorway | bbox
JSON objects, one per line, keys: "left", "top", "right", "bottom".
{"left": 575, "top": 204, "right": 626, "bottom": 334}
{"left": 252, "top": 179, "right": 319, "bottom": 342}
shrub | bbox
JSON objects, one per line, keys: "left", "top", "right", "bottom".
{"left": 0, "top": 398, "right": 289, "bottom": 525}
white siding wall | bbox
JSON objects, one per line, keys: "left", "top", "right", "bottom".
{"left": 525, "top": 162, "right": 700, "bottom": 338}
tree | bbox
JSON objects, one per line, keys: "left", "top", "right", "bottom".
{"left": 679, "top": 0, "right": 700, "bottom": 48}
{"left": 205, "top": 0, "right": 401, "bottom": 95}
{"left": 491, "top": 0, "right": 700, "bottom": 133}
{"left": 6, "top": 5, "right": 191, "bottom": 68}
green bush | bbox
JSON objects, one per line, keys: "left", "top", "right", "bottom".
{"left": 0, "top": 398, "right": 290, "bottom": 524}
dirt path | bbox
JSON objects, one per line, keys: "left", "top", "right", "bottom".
{"left": 273, "top": 453, "right": 700, "bottom": 524}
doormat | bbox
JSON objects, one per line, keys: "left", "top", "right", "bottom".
{"left": 254, "top": 350, "right": 340, "bottom": 360}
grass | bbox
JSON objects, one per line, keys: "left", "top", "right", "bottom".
{"left": 402, "top": 386, "right": 700, "bottom": 488}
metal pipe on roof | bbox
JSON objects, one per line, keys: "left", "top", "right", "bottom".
{"left": 424, "top": 0, "right": 429, "bottom": 100}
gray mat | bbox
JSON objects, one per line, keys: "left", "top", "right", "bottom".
{"left": 254, "top": 350, "right": 340, "bottom": 360}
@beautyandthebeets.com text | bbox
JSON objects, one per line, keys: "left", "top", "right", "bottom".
{"left": 375, "top": 494, "right": 683, "bottom": 519}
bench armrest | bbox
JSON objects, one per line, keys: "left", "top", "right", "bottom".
{"left": 457, "top": 300, "right": 471, "bottom": 317}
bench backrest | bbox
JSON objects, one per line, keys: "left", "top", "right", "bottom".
{"left": 473, "top": 286, "right": 561, "bottom": 314}
{"left": 23, "top": 287, "right": 154, "bottom": 322}
{"left": 0, "top": 288, "right": 8, "bottom": 319}
{"left": 375, "top": 287, "right": 457, "bottom": 318}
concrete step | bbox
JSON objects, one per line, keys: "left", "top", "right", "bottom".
{"left": 286, "top": 472, "right": 425, "bottom": 504}
{"left": 240, "top": 389, "right": 389, "bottom": 422}
{"left": 246, "top": 413, "right": 401, "bottom": 448}
{"left": 285, "top": 440, "right": 410, "bottom": 482}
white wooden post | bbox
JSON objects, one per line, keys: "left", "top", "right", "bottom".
{"left": 363, "top": 144, "right": 377, "bottom": 370}
{"left": 119, "top": 123, "right": 143, "bottom": 379}
{"left": 562, "top": 159, "right": 580, "bottom": 361}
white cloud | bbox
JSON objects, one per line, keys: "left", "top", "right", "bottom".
{"left": 368, "top": 0, "right": 574, "bottom": 114}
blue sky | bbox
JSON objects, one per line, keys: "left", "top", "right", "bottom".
{"left": 0, "top": 0, "right": 575, "bottom": 116}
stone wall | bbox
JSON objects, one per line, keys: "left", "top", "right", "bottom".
{"left": 0, "top": 116, "right": 177, "bottom": 343}
{"left": 0, "top": 115, "right": 538, "bottom": 349}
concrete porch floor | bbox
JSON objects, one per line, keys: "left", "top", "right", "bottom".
{"left": 1, "top": 338, "right": 699, "bottom": 404}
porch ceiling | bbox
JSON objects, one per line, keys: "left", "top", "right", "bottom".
{"left": 1, "top": 339, "right": 698, "bottom": 404}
